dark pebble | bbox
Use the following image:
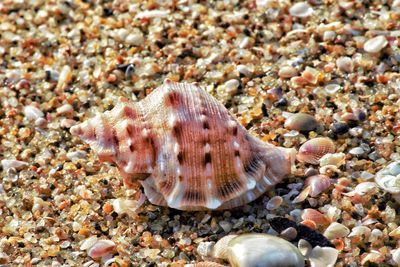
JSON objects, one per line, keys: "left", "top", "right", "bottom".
{"left": 331, "top": 122, "right": 349, "bottom": 135}
{"left": 269, "top": 217, "right": 334, "bottom": 248}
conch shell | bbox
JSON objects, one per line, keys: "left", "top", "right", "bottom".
{"left": 71, "top": 80, "right": 295, "bottom": 210}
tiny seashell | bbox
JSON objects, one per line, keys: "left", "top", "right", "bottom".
{"left": 319, "top": 152, "right": 345, "bottom": 167}
{"left": 71, "top": 80, "right": 295, "bottom": 210}
{"left": 305, "top": 175, "right": 331, "bottom": 197}
{"left": 266, "top": 196, "right": 283, "bottom": 210}
{"left": 284, "top": 113, "right": 318, "bottom": 132}
{"left": 23, "top": 105, "right": 44, "bottom": 120}
{"left": 348, "top": 225, "right": 371, "bottom": 238}
{"left": 348, "top": 182, "right": 378, "bottom": 196}
{"left": 1, "top": 159, "right": 28, "bottom": 171}
{"left": 289, "top": 2, "right": 314, "bottom": 18}
{"left": 323, "top": 222, "right": 350, "bottom": 240}
{"left": 112, "top": 195, "right": 146, "bottom": 215}
{"left": 301, "top": 208, "right": 330, "bottom": 225}
{"left": 308, "top": 246, "right": 339, "bottom": 267}
{"left": 298, "top": 138, "right": 335, "bottom": 164}
{"left": 336, "top": 57, "right": 354, "bottom": 73}
{"left": 87, "top": 240, "right": 116, "bottom": 258}
{"left": 363, "top": 36, "right": 388, "bottom": 53}
{"left": 292, "top": 186, "right": 311, "bottom": 203}
{"left": 213, "top": 233, "right": 305, "bottom": 267}
{"left": 298, "top": 239, "right": 312, "bottom": 257}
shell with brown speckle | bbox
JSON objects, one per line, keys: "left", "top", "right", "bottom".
{"left": 70, "top": 80, "right": 295, "bottom": 210}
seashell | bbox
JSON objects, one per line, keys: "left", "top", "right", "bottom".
{"left": 1, "top": 159, "right": 28, "bottom": 171}
{"left": 323, "top": 222, "right": 350, "bottom": 240}
{"left": 70, "top": 80, "right": 295, "bottom": 210}
{"left": 363, "top": 36, "right": 388, "bottom": 53}
{"left": 319, "top": 152, "right": 345, "bottom": 167}
{"left": 289, "top": 2, "right": 313, "bottom": 18}
{"left": 348, "top": 225, "right": 371, "bottom": 238}
{"left": 284, "top": 113, "right": 318, "bottom": 132}
{"left": 375, "top": 161, "right": 400, "bottom": 202}
{"left": 301, "top": 208, "right": 330, "bottom": 225}
{"left": 87, "top": 239, "right": 116, "bottom": 258}
{"left": 308, "top": 246, "right": 339, "bottom": 267}
{"left": 213, "top": 233, "right": 305, "bottom": 267}
{"left": 305, "top": 175, "right": 331, "bottom": 197}
{"left": 297, "top": 138, "right": 335, "bottom": 165}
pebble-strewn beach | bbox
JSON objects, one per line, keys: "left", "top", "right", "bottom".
{"left": 1, "top": 1, "right": 400, "bottom": 266}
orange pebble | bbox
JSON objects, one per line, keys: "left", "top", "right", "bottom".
{"left": 103, "top": 202, "right": 113, "bottom": 214}
{"left": 300, "top": 219, "right": 317, "bottom": 229}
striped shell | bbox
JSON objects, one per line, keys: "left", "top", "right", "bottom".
{"left": 297, "top": 137, "right": 335, "bottom": 164}
{"left": 70, "top": 80, "right": 295, "bottom": 210}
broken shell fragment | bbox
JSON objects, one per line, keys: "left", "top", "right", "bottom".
{"left": 323, "top": 222, "right": 350, "bottom": 240}
{"left": 305, "top": 175, "right": 331, "bottom": 197}
{"left": 70, "top": 80, "right": 295, "bottom": 210}
{"left": 375, "top": 161, "right": 400, "bottom": 202}
{"left": 213, "top": 233, "right": 305, "bottom": 267}
{"left": 298, "top": 138, "right": 335, "bottom": 164}
{"left": 301, "top": 209, "right": 331, "bottom": 225}
{"left": 284, "top": 113, "right": 318, "bottom": 132}
{"left": 87, "top": 239, "right": 116, "bottom": 258}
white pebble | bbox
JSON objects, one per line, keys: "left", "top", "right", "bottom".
{"left": 363, "top": 36, "right": 388, "bottom": 53}
{"left": 324, "top": 84, "right": 341, "bottom": 95}
{"left": 289, "top": 2, "right": 314, "bottom": 18}
{"left": 224, "top": 79, "right": 240, "bottom": 95}
{"left": 1, "top": 159, "right": 28, "bottom": 171}
{"left": 349, "top": 147, "right": 365, "bottom": 156}
{"left": 278, "top": 66, "right": 298, "bottom": 78}
{"left": 66, "top": 150, "right": 87, "bottom": 161}
{"left": 57, "top": 104, "right": 74, "bottom": 115}
{"left": 336, "top": 57, "right": 354, "bottom": 73}
{"left": 323, "top": 31, "right": 336, "bottom": 42}
{"left": 236, "top": 65, "right": 252, "bottom": 77}
{"left": 197, "top": 241, "right": 215, "bottom": 257}
{"left": 125, "top": 33, "right": 144, "bottom": 46}
{"left": 135, "top": 10, "right": 169, "bottom": 19}
{"left": 23, "top": 105, "right": 44, "bottom": 120}
{"left": 56, "top": 65, "right": 72, "bottom": 91}
{"left": 87, "top": 240, "right": 115, "bottom": 258}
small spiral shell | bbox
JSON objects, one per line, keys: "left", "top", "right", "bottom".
{"left": 297, "top": 137, "right": 335, "bottom": 164}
